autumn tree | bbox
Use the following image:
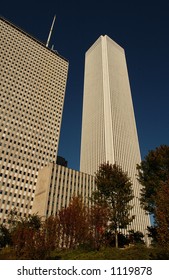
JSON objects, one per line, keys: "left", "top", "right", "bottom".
{"left": 94, "top": 162, "right": 134, "bottom": 248}
{"left": 16, "top": 215, "right": 61, "bottom": 259}
{"left": 12, "top": 222, "right": 37, "bottom": 259}
{"left": 89, "top": 203, "right": 110, "bottom": 250}
{"left": 59, "top": 196, "right": 89, "bottom": 248}
{"left": 5, "top": 211, "right": 43, "bottom": 259}
{"left": 42, "top": 215, "right": 60, "bottom": 252}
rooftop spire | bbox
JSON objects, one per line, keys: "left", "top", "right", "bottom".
{"left": 46, "top": 15, "right": 56, "bottom": 48}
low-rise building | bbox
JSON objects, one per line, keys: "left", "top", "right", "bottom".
{"left": 32, "top": 162, "right": 96, "bottom": 218}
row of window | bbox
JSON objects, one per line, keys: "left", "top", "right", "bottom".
{"left": 1, "top": 156, "right": 48, "bottom": 167}
{"left": 0, "top": 181, "right": 36, "bottom": 191}
{"left": 1, "top": 48, "right": 67, "bottom": 77}
{"left": 0, "top": 204, "right": 33, "bottom": 215}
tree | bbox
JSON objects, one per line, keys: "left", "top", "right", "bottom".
{"left": 147, "top": 226, "right": 158, "bottom": 245}
{"left": 89, "top": 203, "right": 110, "bottom": 250}
{"left": 94, "top": 162, "right": 134, "bottom": 248}
{"left": 128, "top": 230, "right": 145, "bottom": 245}
{"left": 59, "top": 196, "right": 89, "bottom": 248}
{"left": 0, "top": 225, "right": 12, "bottom": 248}
{"left": 12, "top": 215, "right": 60, "bottom": 259}
{"left": 27, "top": 213, "right": 42, "bottom": 230}
{"left": 6, "top": 208, "right": 21, "bottom": 232}
{"left": 137, "top": 145, "right": 169, "bottom": 215}
{"left": 137, "top": 145, "right": 169, "bottom": 247}
{"left": 11, "top": 222, "right": 36, "bottom": 259}
{"left": 11, "top": 214, "right": 42, "bottom": 259}
{"left": 5, "top": 211, "right": 43, "bottom": 259}
{"left": 42, "top": 215, "right": 60, "bottom": 253}
{"left": 104, "top": 231, "right": 130, "bottom": 248}
{"left": 155, "top": 181, "right": 169, "bottom": 246}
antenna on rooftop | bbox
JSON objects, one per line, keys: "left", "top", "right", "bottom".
{"left": 46, "top": 15, "right": 56, "bottom": 48}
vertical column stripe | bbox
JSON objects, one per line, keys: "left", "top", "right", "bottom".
{"left": 101, "top": 36, "right": 114, "bottom": 164}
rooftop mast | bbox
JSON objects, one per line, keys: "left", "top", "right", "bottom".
{"left": 46, "top": 15, "right": 56, "bottom": 48}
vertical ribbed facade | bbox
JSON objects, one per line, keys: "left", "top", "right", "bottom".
{"left": 0, "top": 18, "right": 68, "bottom": 223}
{"left": 80, "top": 37, "right": 106, "bottom": 175}
{"left": 80, "top": 35, "right": 151, "bottom": 236}
{"left": 32, "top": 163, "right": 96, "bottom": 217}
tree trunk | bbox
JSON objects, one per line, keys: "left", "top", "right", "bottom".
{"left": 115, "top": 230, "right": 118, "bottom": 248}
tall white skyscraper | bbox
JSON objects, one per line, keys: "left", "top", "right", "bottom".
{"left": 80, "top": 35, "right": 151, "bottom": 235}
{"left": 0, "top": 17, "right": 68, "bottom": 223}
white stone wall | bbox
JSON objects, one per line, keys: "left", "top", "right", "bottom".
{"left": 80, "top": 35, "right": 151, "bottom": 237}
{"left": 80, "top": 37, "right": 106, "bottom": 175}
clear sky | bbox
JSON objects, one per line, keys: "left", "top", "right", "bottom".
{"left": 1, "top": 0, "right": 169, "bottom": 171}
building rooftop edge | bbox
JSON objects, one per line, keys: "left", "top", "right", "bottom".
{"left": 46, "top": 162, "right": 95, "bottom": 177}
{"left": 104, "top": 34, "right": 124, "bottom": 52}
{"left": 86, "top": 34, "right": 124, "bottom": 55}
{"left": 0, "top": 16, "right": 69, "bottom": 63}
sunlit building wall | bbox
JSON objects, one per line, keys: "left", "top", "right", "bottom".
{"left": 32, "top": 163, "right": 96, "bottom": 218}
{"left": 80, "top": 35, "right": 151, "bottom": 236}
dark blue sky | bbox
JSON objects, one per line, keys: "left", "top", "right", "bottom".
{"left": 1, "top": 0, "right": 169, "bottom": 171}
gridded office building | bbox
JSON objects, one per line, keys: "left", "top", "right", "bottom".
{"left": 80, "top": 35, "right": 151, "bottom": 235}
{"left": 0, "top": 17, "right": 68, "bottom": 223}
{"left": 32, "top": 163, "right": 96, "bottom": 218}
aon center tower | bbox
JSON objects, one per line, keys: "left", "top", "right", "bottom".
{"left": 80, "top": 35, "right": 151, "bottom": 236}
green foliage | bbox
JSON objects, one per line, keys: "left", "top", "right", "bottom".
{"left": 1, "top": 244, "right": 169, "bottom": 260}
{"left": 128, "top": 230, "right": 145, "bottom": 244}
{"left": 137, "top": 145, "right": 169, "bottom": 214}
{"left": 44, "top": 245, "right": 152, "bottom": 260}
{"left": 149, "top": 245, "right": 169, "bottom": 260}
{"left": 95, "top": 163, "right": 134, "bottom": 228}
{"left": 137, "top": 145, "right": 169, "bottom": 247}
{"left": 28, "top": 213, "right": 42, "bottom": 230}
{"left": 104, "top": 231, "right": 129, "bottom": 248}
{"left": 94, "top": 163, "right": 134, "bottom": 247}
{"left": 147, "top": 226, "right": 158, "bottom": 245}
{"left": 104, "top": 230, "right": 144, "bottom": 248}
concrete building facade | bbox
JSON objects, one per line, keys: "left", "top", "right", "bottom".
{"left": 80, "top": 35, "right": 151, "bottom": 234}
{"left": 32, "top": 163, "right": 96, "bottom": 218}
{"left": 0, "top": 17, "right": 68, "bottom": 223}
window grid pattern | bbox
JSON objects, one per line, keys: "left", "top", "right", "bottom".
{"left": 0, "top": 18, "right": 68, "bottom": 222}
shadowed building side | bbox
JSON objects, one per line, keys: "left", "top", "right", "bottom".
{"left": 0, "top": 17, "right": 68, "bottom": 223}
